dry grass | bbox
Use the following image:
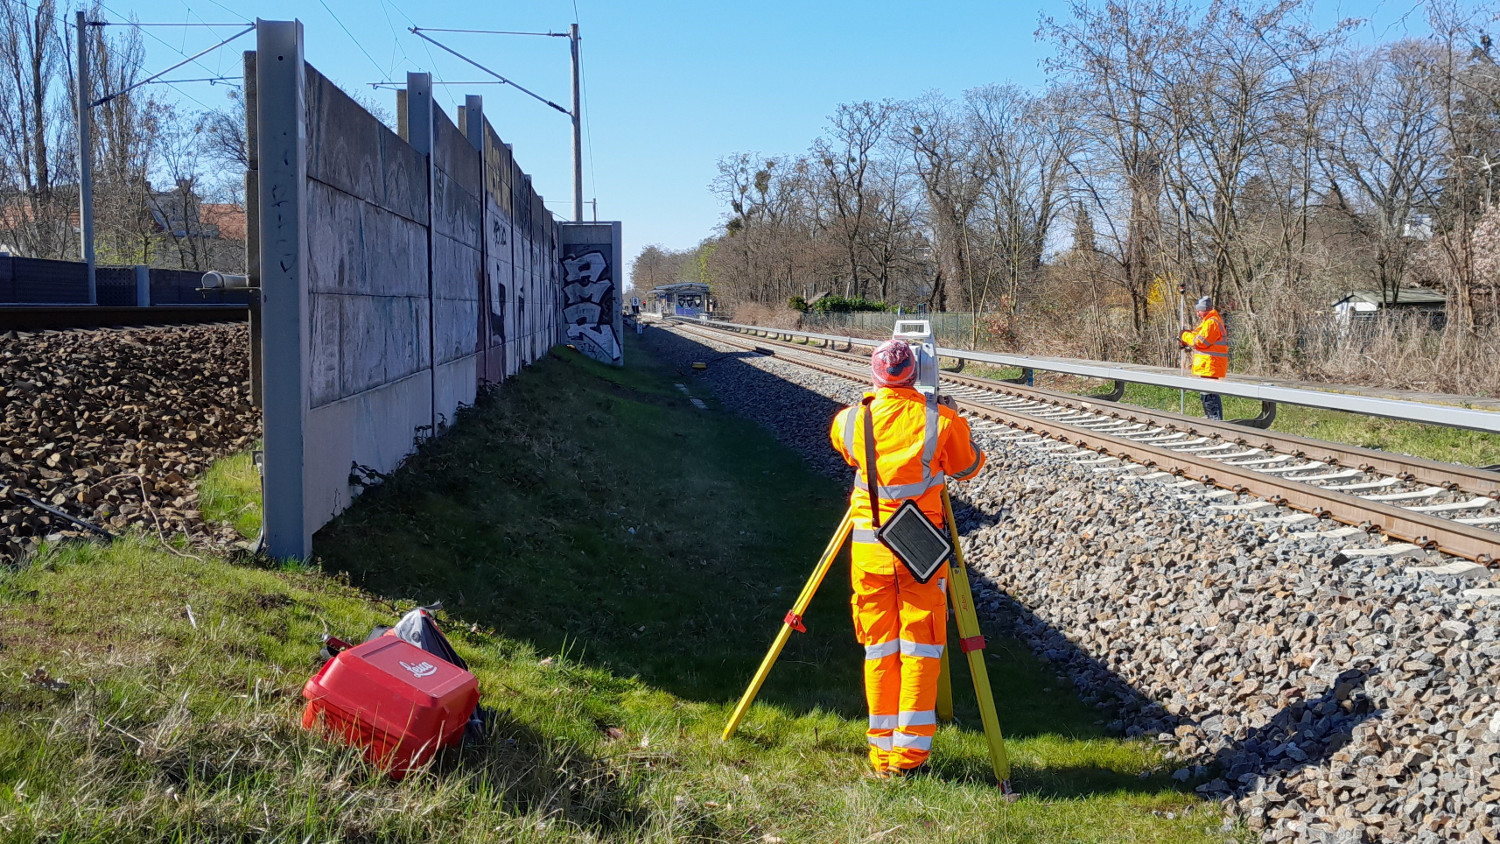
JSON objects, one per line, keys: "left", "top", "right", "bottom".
{"left": 1243, "top": 313, "right": 1500, "bottom": 398}
{"left": 724, "top": 301, "right": 804, "bottom": 330}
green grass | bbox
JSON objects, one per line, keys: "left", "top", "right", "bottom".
{"left": 199, "top": 447, "right": 263, "bottom": 539}
{"left": 0, "top": 332, "right": 1246, "bottom": 842}
{"left": 970, "top": 365, "right": 1500, "bottom": 469}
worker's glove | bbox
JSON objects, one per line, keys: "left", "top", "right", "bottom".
{"left": 1177, "top": 338, "right": 1188, "bottom": 350}
{"left": 938, "top": 395, "right": 957, "bottom": 410}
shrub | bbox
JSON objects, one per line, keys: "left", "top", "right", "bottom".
{"left": 808, "top": 295, "right": 889, "bottom": 314}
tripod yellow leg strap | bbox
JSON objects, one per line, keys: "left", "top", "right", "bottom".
{"left": 943, "top": 486, "right": 1013, "bottom": 790}
{"left": 721, "top": 507, "right": 854, "bottom": 741}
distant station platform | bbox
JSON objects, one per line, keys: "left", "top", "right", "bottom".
{"left": 649, "top": 282, "right": 713, "bottom": 318}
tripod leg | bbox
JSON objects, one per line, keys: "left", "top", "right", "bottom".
{"left": 936, "top": 610, "right": 954, "bottom": 722}
{"left": 942, "top": 487, "right": 1013, "bottom": 791}
{"left": 722, "top": 507, "right": 854, "bottom": 741}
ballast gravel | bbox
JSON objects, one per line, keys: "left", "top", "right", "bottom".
{"left": 647, "top": 322, "right": 1500, "bottom": 844}
{"left": 0, "top": 323, "right": 259, "bottom": 561}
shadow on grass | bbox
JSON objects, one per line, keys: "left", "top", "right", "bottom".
{"left": 311, "top": 326, "right": 1227, "bottom": 802}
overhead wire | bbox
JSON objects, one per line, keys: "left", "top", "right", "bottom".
{"left": 90, "top": 20, "right": 249, "bottom": 26}
{"left": 412, "top": 27, "right": 566, "bottom": 37}
{"left": 317, "top": 0, "right": 386, "bottom": 77}
{"left": 147, "top": 75, "right": 238, "bottom": 85}
{"left": 182, "top": 4, "right": 227, "bottom": 77}
{"left": 375, "top": 0, "right": 414, "bottom": 80}
{"left": 195, "top": 0, "right": 247, "bottom": 22}
{"left": 385, "top": 0, "right": 453, "bottom": 111}
{"left": 94, "top": 1, "right": 240, "bottom": 111}
{"left": 92, "top": 23, "right": 254, "bottom": 106}
{"left": 368, "top": 79, "right": 508, "bottom": 88}
{"left": 410, "top": 28, "right": 569, "bottom": 114}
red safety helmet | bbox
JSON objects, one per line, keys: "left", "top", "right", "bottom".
{"left": 871, "top": 340, "right": 917, "bottom": 387}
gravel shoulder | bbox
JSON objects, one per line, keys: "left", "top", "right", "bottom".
{"left": 646, "top": 322, "right": 1500, "bottom": 844}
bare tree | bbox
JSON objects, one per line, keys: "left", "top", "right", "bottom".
{"left": 1319, "top": 40, "right": 1445, "bottom": 305}
{"left": 1041, "top": 0, "right": 1191, "bottom": 334}
{"left": 0, "top": 0, "right": 71, "bottom": 257}
{"left": 967, "top": 84, "right": 1075, "bottom": 324}
{"left": 814, "top": 100, "right": 895, "bottom": 299}
{"left": 902, "top": 92, "right": 988, "bottom": 312}
{"left": 1425, "top": 0, "right": 1500, "bottom": 335}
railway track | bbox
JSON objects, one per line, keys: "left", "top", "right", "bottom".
{"left": 0, "top": 305, "right": 248, "bottom": 332}
{"left": 665, "top": 319, "right": 1500, "bottom": 569}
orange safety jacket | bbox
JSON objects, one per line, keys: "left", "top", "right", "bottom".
{"left": 1180, "top": 310, "right": 1228, "bottom": 379}
{"left": 829, "top": 387, "right": 986, "bottom": 560}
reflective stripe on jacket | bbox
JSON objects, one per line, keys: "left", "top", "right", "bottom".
{"left": 828, "top": 388, "right": 985, "bottom": 557}
{"left": 1180, "top": 310, "right": 1228, "bottom": 379}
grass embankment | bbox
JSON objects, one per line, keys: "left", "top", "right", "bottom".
{"left": 0, "top": 332, "right": 1243, "bottom": 842}
{"left": 199, "top": 448, "right": 263, "bottom": 539}
{"left": 972, "top": 366, "right": 1500, "bottom": 469}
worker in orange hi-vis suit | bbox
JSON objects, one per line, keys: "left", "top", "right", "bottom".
{"left": 828, "top": 340, "right": 986, "bottom": 777}
{"left": 1179, "top": 296, "right": 1228, "bottom": 420}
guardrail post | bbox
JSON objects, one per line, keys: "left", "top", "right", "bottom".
{"left": 255, "top": 19, "right": 310, "bottom": 560}
{"left": 1230, "top": 401, "right": 1278, "bottom": 430}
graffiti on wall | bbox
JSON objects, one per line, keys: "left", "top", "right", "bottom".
{"left": 561, "top": 245, "right": 620, "bottom": 364}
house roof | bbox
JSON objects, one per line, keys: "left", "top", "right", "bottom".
{"left": 200, "top": 204, "right": 246, "bottom": 240}
{"left": 1334, "top": 288, "right": 1447, "bottom": 308}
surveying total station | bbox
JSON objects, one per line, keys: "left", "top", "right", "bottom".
{"left": 721, "top": 321, "right": 1014, "bottom": 792}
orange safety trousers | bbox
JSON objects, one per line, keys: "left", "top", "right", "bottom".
{"left": 851, "top": 543, "right": 947, "bottom": 772}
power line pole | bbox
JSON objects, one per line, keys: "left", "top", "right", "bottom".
{"left": 570, "top": 23, "right": 582, "bottom": 222}
{"left": 76, "top": 11, "right": 97, "bottom": 303}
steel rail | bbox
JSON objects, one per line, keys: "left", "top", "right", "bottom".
{"left": 665, "top": 321, "right": 1500, "bottom": 565}
{"left": 946, "top": 374, "right": 1500, "bottom": 499}
{"left": 674, "top": 317, "right": 1500, "bottom": 436}
{"left": 674, "top": 319, "right": 1500, "bottom": 498}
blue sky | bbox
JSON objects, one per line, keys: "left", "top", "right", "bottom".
{"left": 101, "top": 0, "right": 1442, "bottom": 274}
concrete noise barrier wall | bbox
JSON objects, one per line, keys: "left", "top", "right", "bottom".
{"left": 250, "top": 20, "right": 621, "bottom": 559}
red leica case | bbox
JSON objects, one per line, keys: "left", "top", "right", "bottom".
{"left": 302, "top": 636, "right": 479, "bottom": 778}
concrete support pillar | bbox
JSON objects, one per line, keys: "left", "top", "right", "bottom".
{"left": 255, "top": 19, "right": 310, "bottom": 559}
{"left": 405, "top": 72, "right": 437, "bottom": 434}
{"left": 463, "top": 95, "right": 489, "bottom": 386}
{"left": 134, "top": 265, "right": 149, "bottom": 306}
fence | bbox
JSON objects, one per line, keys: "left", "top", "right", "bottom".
{"left": 0, "top": 256, "right": 252, "bottom": 306}
{"left": 798, "top": 311, "right": 979, "bottom": 346}
{"left": 253, "top": 21, "right": 622, "bottom": 558}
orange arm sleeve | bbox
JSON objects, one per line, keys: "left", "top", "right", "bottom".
{"left": 830, "top": 407, "right": 857, "bottom": 467}
{"left": 942, "top": 412, "right": 986, "bottom": 481}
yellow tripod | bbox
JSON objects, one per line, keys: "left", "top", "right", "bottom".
{"left": 721, "top": 489, "right": 1013, "bottom": 791}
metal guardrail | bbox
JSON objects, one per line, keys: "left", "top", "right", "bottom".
{"left": 673, "top": 317, "right": 1500, "bottom": 437}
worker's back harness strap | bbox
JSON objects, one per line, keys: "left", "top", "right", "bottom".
{"left": 861, "top": 397, "right": 953, "bottom": 584}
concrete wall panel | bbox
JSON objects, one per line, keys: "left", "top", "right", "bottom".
{"left": 309, "top": 291, "right": 341, "bottom": 405}
{"left": 307, "top": 182, "right": 429, "bottom": 299}
{"left": 434, "top": 353, "right": 479, "bottom": 429}
{"left": 305, "top": 66, "right": 426, "bottom": 224}
{"left": 304, "top": 369, "right": 432, "bottom": 533}
{"left": 432, "top": 165, "right": 480, "bottom": 246}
